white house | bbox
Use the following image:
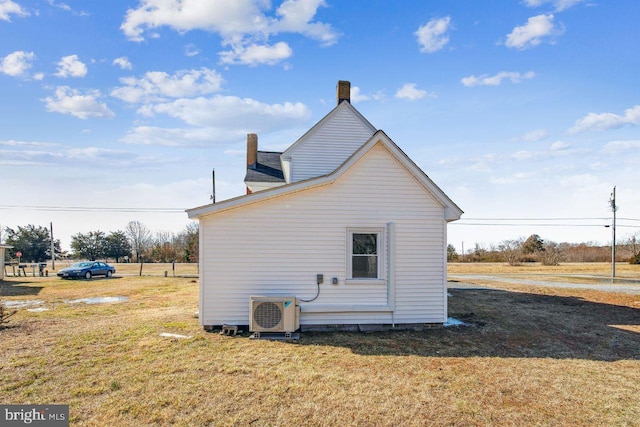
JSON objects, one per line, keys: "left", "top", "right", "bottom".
{"left": 187, "top": 81, "right": 462, "bottom": 332}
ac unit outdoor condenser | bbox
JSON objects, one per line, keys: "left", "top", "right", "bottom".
{"left": 249, "top": 296, "right": 300, "bottom": 333}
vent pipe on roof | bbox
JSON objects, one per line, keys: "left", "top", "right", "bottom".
{"left": 247, "top": 133, "right": 258, "bottom": 170}
{"left": 337, "top": 80, "right": 350, "bottom": 104}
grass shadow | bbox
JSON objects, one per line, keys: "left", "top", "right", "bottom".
{"left": 299, "top": 288, "right": 640, "bottom": 362}
{"left": 0, "top": 280, "right": 43, "bottom": 297}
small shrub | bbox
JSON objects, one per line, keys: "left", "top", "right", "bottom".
{"left": 541, "top": 242, "right": 563, "bottom": 266}
{"left": 630, "top": 253, "right": 640, "bottom": 265}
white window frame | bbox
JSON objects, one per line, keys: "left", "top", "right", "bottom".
{"left": 346, "top": 227, "right": 385, "bottom": 284}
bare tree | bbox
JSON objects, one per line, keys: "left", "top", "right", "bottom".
{"left": 626, "top": 233, "right": 640, "bottom": 264}
{"left": 125, "top": 221, "right": 152, "bottom": 264}
{"left": 541, "top": 241, "right": 562, "bottom": 266}
{"left": 183, "top": 222, "right": 199, "bottom": 263}
{"left": 151, "top": 231, "right": 179, "bottom": 263}
{"left": 498, "top": 239, "right": 524, "bottom": 266}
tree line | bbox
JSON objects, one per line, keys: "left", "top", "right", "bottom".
{"left": 448, "top": 233, "right": 640, "bottom": 265}
{"left": 4, "top": 225, "right": 638, "bottom": 266}
{"left": 2, "top": 221, "right": 198, "bottom": 264}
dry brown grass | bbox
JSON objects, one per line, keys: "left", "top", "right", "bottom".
{"left": 449, "top": 261, "right": 640, "bottom": 278}
{"left": 1, "top": 271, "right": 639, "bottom": 426}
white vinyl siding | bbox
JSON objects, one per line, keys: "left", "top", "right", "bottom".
{"left": 199, "top": 142, "right": 447, "bottom": 326}
{"left": 289, "top": 106, "right": 375, "bottom": 182}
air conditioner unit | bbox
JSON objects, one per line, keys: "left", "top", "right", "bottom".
{"left": 249, "top": 296, "right": 300, "bottom": 333}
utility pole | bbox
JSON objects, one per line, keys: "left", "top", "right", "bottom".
{"left": 50, "top": 222, "right": 56, "bottom": 270}
{"left": 609, "top": 187, "right": 617, "bottom": 279}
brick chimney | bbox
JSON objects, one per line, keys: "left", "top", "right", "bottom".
{"left": 337, "top": 80, "right": 350, "bottom": 104}
{"left": 247, "top": 133, "right": 258, "bottom": 169}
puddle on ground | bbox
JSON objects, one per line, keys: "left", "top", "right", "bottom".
{"left": 2, "top": 300, "right": 44, "bottom": 309}
{"left": 443, "top": 317, "right": 467, "bottom": 327}
{"left": 66, "top": 296, "right": 128, "bottom": 305}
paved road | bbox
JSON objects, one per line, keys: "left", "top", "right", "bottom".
{"left": 448, "top": 274, "right": 640, "bottom": 295}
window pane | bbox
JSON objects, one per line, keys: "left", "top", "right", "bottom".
{"left": 353, "top": 233, "right": 377, "bottom": 255}
{"left": 352, "top": 255, "right": 378, "bottom": 278}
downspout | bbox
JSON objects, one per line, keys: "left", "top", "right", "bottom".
{"left": 387, "top": 222, "right": 395, "bottom": 327}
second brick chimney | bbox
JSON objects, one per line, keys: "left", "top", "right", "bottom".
{"left": 247, "top": 133, "right": 258, "bottom": 169}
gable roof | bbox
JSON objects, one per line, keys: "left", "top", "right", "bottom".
{"left": 244, "top": 151, "right": 285, "bottom": 184}
{"left": 281, "top": 100, "right": 377, "bottom": 160}
{"left": 187, "top": 130, "right": 463, "bottom": 221}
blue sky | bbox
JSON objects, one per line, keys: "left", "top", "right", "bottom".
{"left": 1, "top": 0, "right": 639, "bottom": 253}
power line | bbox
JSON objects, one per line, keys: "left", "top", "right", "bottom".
{"left": 0, "top": 204, "right": 186, "bottom": 213}
{"left": 453, "top": 223, "right": 612, "bottom": 227}
{"left": 461, "top": 217, "right": 610, "bottom": 221}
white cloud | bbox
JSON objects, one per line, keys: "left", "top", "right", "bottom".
{"left": 54, "top": 54, "right": 87, "bottom": 78}
{"left": 415, "top": 16, "right": 451, "bottom": 53}
{"left": 219, "top": 41, "right": 293, "bottom": 66}
{"left": 113, "top": 56, "right": 133, "bottom": 70}
{"left": 568, "top": 105, "right": 640, "bottom": 134}
{"left": 558, "top": 173, "right": 600, "bottom": 188}
{"left": 141, "top": 94, "right": 311, "bottom": 130}
{"left": 602, "top": 140, "right": 640, "bottom": 155}
{"left": 550, "top": 140, "right": 569, "bottom": 150}
{"left": 505, "top": 14, "right": 560, "bottom": 49}
{"left": 66, "top": 147, "right": 131, "bottom": 160}
{"left": 0, "top": 142, "right": 155, "bottom": 168}
{"left": 0, "top": 148, "right": 63, "bottom": 165}
{"left": 121, "top": 126, "right": 245, "bottom": 146}
{"left": 490, "top": 172, "right": 535, "bottom": 185}
{"left": 461, "top": 71, "right": 535, "bottom": 87}
{"left": 184, "top": 44, "right": 200, "bottom": 57}
{"left": 0, "top": 50, "right": 35, "bottom": 77}
{"left": 0, "top": 139, "right": 57, "bottom": 148}
{"left": 511, "top": 150, "right": 535, "bottom": 160}
{"left": 111, "top": 67, "right": 223, "bottom": 103}
{"left": 350, "top": 86, "right": 370, "bottom": 103}
{"left": 347, "top": 86, "right": 384, "bottom": 104}
{"left": 120, "top": 0, "right": 267, "bottom": 41}
{"left": 0, "top": 0, "right": 29, "bottom": 21}
{"left": 524, "top": 0, "right": 585, "bottom": 12}
{"left": 43, "top": 86, "right": 115, "bottom": 119}
{"left": 395, "top": 83, "right": 431, "bottom": 101}
{"left": 120, "top": 0, "right": 337, "bottom": 66}
{"left": 272, "top": 0, "right": 338, "bottom": 46}
{"left": 515, "top": 128, "right": 549, "bottom": 142}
